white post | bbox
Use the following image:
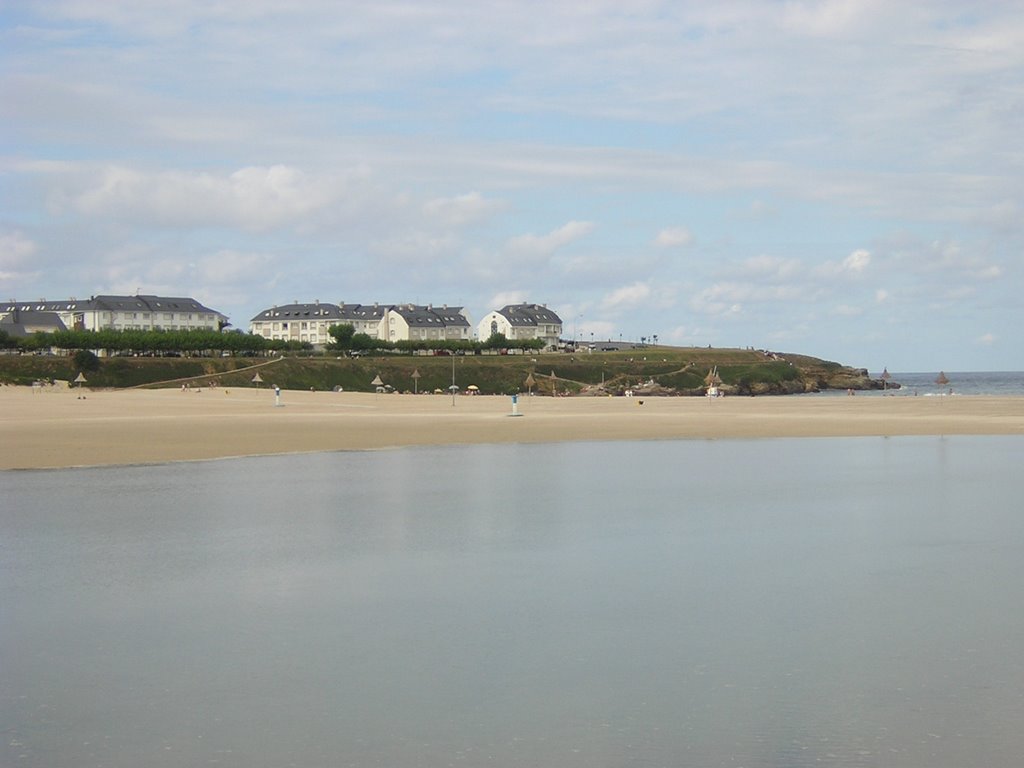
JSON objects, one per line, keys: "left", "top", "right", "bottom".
{"left": 274, "top": 385, "right": 281, "bottom": 407}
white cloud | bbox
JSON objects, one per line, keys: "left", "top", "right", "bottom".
{"left": 832, "top": 304, "right": 863, "bottom": 317}
{"left": 665, "top": 325, "right": 705, "bottom": 344}
{"left": 423, "top": 191, "right": 503, "bottom": 228}
{"left": 976, "top": 265, "right": 1003, "bottom": 279}
{"left": 197, "top": 250, "right": 277, "bottom": 285}
{"left": 732, "top": 254, "right": 802, "bottom": 281}
{"left": 781, "top": 0, "right": 881, "bottom": 37}
{"left": 814, "top": 248, "right": 871, "bottom": 279}
{"left": 506, "top": 221, "right": 594, "bottom": 258}
{"left": 487, "top": 291, "right": 528, "bottom": 309}
{"left": 654, "top": 227, "right": 693, "bottom": 248}
{"left": 369, "top": 231, "right": 458, "bottom": 263}
{"left": 875, "top": 289, "right": 890, "bottom": 303}
{"left": 690, "top": 284, "right": 745, "bottom": 317}
{"left": 977, "top": 332, "right": 996, "bottom": 346}
{"left": 601, "top": 281, "right": 651, "bottom": 311}
{"left": 69, "top": 164, "right": 339, "bottom": 231}
{"left": 0, "top": 230, "right": 37, "bottom": 269}
{"left": 578, "top": 320, "right": 615, "bottom": 341}
{"left": 842, "top": 249, "right": 871, "bottom": 273}
{"left": 694, "top": 281, "right": 806, "bottom": 307}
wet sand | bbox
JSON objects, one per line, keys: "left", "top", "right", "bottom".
{"left": 2, "top": 385, "right": 1022, "bottom": 469}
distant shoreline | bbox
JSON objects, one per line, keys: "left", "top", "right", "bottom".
{"left": 2, "top": 385, "right": 1023, "bottom": 470}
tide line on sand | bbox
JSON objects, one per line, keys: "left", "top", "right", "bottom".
{"left": 2, "top": 386, "right": 1022, "bottom": 469}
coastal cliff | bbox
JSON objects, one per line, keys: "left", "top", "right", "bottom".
{"left": 0, "top": 347, "right": 890, "bottom": 395}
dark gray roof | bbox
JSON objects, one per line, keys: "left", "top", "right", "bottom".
{"left": 253, "top": 302, "right": 468, "bottom": 328}
{"left": 0, "top": 310, "right": 68, "bottom": 337}
{"left": 4, "top": 295, "right": 225, "bottom": 318}
{"left": 3, "top": 299, "right": 89, "bottom": 313}
{"left": 252, "top": 302, "right": 354, "bottom": 322}
{"left": 98, "top": 295, "right": 223, "bottom": 316}
{"left": 391, "top": 304, "right": 470, "bottom": 328}
{"left": 496, "top": 303, "right": 562, "bottom": 327}
{"left": 339, "top": 303, "right": 388, "bottom": 321}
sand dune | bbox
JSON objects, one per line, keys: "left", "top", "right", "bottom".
{"left": 2, "top": 385, "right": 1022, "bottom": 469}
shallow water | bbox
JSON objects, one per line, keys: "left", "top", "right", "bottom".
{"left": 829, "top": 370, "right": 1024, "bottom": 396}
{"left": 3, "top": 437, "right": 1024, "bottom": 767}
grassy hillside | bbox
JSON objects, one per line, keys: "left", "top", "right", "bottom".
{"left": 0, "top": 347, "right": 883, "bottom": 395}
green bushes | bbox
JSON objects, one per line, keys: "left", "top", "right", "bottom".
{"left": 0, "top": 346, "right": 873, "bottom": 394}
{"left": 15, "top": 328, "right": 289, "bottom": 355}
{"left": 73, "top": 349, "right": 100, "bottom": 372}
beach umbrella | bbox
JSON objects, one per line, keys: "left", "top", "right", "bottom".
{"left": 74, "top": 372, "right": 87, "bottom": 398}
{"left": 371, "top": 374, "right": 385, "bottom": 393}
{"left": 524, "top": 372, "right": 536, "bottom": 395}
{"left": 880, "top": 368, "right": 891, "bottom": 391}
{"left": 935, "top": 371, "right": 950, "bottom": 397}
{"left": 251, "top": 372, "right": 263, "bottom": 387}
{"left": 466, "top": 384, "right": 479, "bottom": 395}
{"left": 704, "top": 366, "right": 722, "bottom": 398}
{"left": 411, "top": 368, "right": 421, "bottom": 394}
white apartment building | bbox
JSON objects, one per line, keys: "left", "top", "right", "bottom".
{"left": 383, "top": 304, "right": 471, "bottom": 344}
{"left": 476, "top": 303, "right": 563, "bottom": 349}
{"left": 1, "top": 295, "right": 227, "bottom": 334}
{"left": 249, "top": 301, "right": 471, "bottom": 347}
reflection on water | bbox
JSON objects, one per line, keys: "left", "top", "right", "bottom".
{"left": 3, "top": 437, "right": 1024, "bottom": 767}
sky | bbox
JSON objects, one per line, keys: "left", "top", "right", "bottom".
{"left": 2, "top": 1, "right": 1022, "bottom": 372}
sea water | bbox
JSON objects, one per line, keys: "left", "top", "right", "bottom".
{"left": 851, "top": 371, "right": 1024, "bottom": 397}
{"left": 3, "top": 437, "right": 1024, "bottom": 768}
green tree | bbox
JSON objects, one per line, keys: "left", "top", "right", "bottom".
{"left": 18, "top": 332, "right": 47, "bottom": 353}
{"left": 483, "top": 332, "right": 508, "bottom": 349}
{"left": 327, "top": 323, "right": 356, "bottom": 350}
{"left": 73, "top": 349, "right": 101, "bottom": 372}
{"left": 349, "top": 332, "right": 376, "bottom": 351}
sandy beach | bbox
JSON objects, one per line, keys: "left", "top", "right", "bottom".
{"left": 2, "top": 384, "right": 1023, "bottom": 469}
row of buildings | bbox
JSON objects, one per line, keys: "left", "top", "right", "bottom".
{"left": 1, "top": 294, "right": 565, "bottom": 349}
{"left": 248, "top": 301, "right": 563, "bottom": 348}
{"left": 1, "top": 295, "right": 227, "bottom": 336}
